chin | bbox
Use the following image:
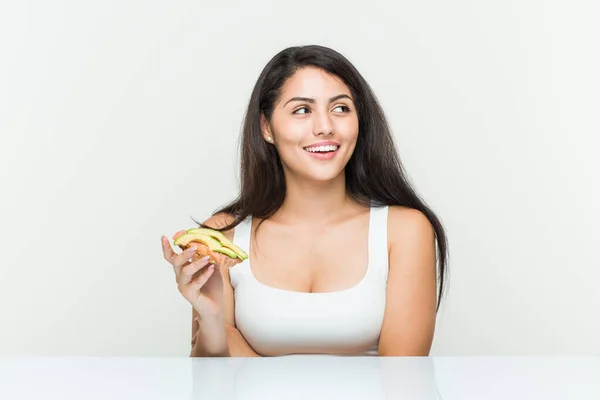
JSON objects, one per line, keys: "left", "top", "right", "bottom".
{"left": 303, "top": 168, "right": 346, "bottom": 183}
{"left": 281, "top": 152, "right": 350, "bottom": 183}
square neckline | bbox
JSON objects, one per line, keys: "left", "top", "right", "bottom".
{"left": 237, "top": 206, "right": 375, "bottom": 296}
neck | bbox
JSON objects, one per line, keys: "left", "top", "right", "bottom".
{"left": 277, "top": 172, "right": 352, "bottom": 224}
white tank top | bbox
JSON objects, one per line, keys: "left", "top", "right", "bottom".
{"left": 229, "top": 205, "right": 389, "bottom": 356}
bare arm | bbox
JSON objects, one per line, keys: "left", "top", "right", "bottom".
{"left": 190, "top": 311, "right": 229, "bottom": 357}
{"left": 190, "top": 213, "right": 261, "bottom": 357}
{"left": 224, "top": 322, "right": 260, "bottom": 357}
{"left": 189, "top": 271, "right": 260, "bottom": 356}
{"left": 378, "top": 207, "right": 438, "bottom": 356}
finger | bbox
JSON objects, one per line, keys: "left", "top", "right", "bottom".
{"left": 178, "top": 256, "right": 211, "bottom": 285}
{"left": 191, "top": 264, "right": 216, "bottom": 290}
{"left": 191, "top": 316, "right": 199, "bottom": 345}
{"left": 179, "top": 265, "right": 215, "bottom": 302}
{"left": 161, "top": 235, "right": 176, "bottom": 263}
{"left": 172, "top": 246, "right": 199, "bottom": 273}
{"left": 181, "top": 264, "right": 215, "bottom": 292}
{"left": 191, "top": 329, "right": 199, "bottom": 347}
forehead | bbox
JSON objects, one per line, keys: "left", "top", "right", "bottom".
{"left": 279, "top": 67, "right": 351, "bottom": 99}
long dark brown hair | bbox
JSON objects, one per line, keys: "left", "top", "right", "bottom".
{"left": 195, "top": 45, "right": 449, "bottom": 310}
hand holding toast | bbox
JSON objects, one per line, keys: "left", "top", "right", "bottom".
{"left": 161, "top": 228, "right": 247, "bottom": 319}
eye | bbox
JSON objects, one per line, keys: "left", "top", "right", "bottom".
{"left": 332, "top": 105, "right": 351, "bottom": 113}
{"left": 293, "top": 106, "right": 310, "bottom": 115}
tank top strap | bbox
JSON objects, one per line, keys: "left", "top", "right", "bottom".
{"left": 229, "top": 215, "right": 253, "bottom": 288}
{"left": 368, "top": 204, "right": 390, "bottom": 282}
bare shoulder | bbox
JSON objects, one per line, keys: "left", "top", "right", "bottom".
{"left": 201, "top": 212, "right": 237, "bottom": 241}
{"left": 387, "top": 205, "right": 435, "bottom": 247}
{"left": 379, "top": 205, "right": 437, "bottom": 356}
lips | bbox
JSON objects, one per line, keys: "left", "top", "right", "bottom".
{"left": 303, "top": 140, "right": 340, "bottom": 151}
{"left": 303, "top": 144, "right": 340, "bottom": 160}
{"left": 303, "top": 144, "right": 340, "bottom": 153}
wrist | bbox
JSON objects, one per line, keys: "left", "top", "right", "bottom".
{"left": 191, "top": 315, "right": 228, "bottom": 357}
{"left": 197, "top": 311, "right": 224, "bottom": 327}
{"left": 193, "top": 303, "right": 225, "bottom": 322}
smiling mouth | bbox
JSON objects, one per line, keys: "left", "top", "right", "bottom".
{"left": 303, "top": 144, "right": 340, "bottom": 153}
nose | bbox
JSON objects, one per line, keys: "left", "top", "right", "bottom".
{"left": 312, "top": 110, "right": 333, "bottom": 136}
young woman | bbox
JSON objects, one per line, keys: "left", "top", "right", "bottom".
{"left": 161, "top": 45, "right": 449, "bottom": 357}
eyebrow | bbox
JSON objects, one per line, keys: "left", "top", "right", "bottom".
{"left": 283, "top": 94, "right": 353, "bottom": 107}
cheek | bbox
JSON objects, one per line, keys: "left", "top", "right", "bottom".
{"left": 272, "top": 118, "right": 308, "bottom": 145}
{"left": 336, "top": 118, "right": 359, "bottom": 142}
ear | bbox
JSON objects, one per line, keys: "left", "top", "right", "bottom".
{"left": 260, "top": 114, "right": 274, "bottom": 144}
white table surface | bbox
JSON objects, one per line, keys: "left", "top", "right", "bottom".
{"left": 0, "top": 356, "right": 598, "bottom": 399}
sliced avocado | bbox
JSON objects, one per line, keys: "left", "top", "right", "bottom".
{"left": 174, "top": 233, "right": 220, "bottom": 251}
{"left": 213, "top": 247, "right": 238, "bottom": 258}
{"left": 187, "top": 228, "right": 248, "bottom": 260}
{"left": 174, "top": 232, "right": 239, "bottom": 260}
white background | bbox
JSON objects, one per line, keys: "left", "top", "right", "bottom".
{"left": 1, "top": 0, "right": 598, "bottom": 356}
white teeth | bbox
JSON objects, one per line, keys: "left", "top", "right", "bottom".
{"left": 304, "top": 145, "right": 339, "bottom": 153}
